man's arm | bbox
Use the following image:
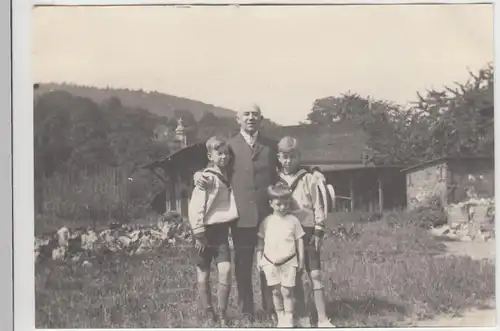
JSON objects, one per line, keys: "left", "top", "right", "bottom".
{"left": 256, "top": 220, "right": 267, "bottom": 271}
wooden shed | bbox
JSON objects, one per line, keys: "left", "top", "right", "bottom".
{"left": 143, "top": 120, "right": 408, "bottom": 216}
{"left": 272, "top": 122, "right": 407, "bottom": 212}
{"left": 142, "top": 142, "right": 208, "bottom": 217}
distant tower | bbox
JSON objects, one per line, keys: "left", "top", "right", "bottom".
{"left": 175, "top": 118, "right": 187, "bottom": 148}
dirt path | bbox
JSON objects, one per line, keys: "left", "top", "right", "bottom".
{"left": 410, "top": 305, "right": 496, "bottom": 327}
{"left": 437, "top": 237, "right": 496, "bottom": 261}
{"left": 402, "top": 234, "right": 496, "bottom": 327}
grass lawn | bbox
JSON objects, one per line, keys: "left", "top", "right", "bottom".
{"left": 35, "top": 214, "right": 495, "bottom": 328}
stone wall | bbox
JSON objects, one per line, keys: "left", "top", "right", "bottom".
{"left": 406, "top": 162, "right": 448, "bottom": 209}
{"left": 34, "top": 213, "right": 194, "bottom": 264}
{"left": 406, "top": 158, "right": 494, "bottom": 209}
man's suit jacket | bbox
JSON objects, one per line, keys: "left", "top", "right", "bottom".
{"left": 228, "top": 133, "right": 279, "bottom": 228}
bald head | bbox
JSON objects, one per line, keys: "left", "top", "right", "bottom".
{"left": 236, "top": 103, "right": 263, "bottom": 135}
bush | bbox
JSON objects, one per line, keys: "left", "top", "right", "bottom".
{"left": 403, "top": 195, "right": 448, "bottom": 229}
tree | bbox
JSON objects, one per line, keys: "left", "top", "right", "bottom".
{"left": 197, "top": 112, "right": 239, "bottom": 141}
{"left": 304, "top": 63, "right": 494, "bottom": 165}
{"left": 198, "top": 111, "right": 219, "bottom": 126}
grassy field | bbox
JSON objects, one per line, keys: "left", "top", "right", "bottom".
{"left": 35, "top": 213, "right": 495, "bottom": 328}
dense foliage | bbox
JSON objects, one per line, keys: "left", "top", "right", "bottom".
{"left": 34, "top": 89, "right": 280, "bottom": 230}
{"left": 306, "top": 63, "right": 494, "bottom": 165}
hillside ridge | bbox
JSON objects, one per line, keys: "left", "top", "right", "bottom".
{"left": 35, "top": 82, "right": 237, "bottom": 120}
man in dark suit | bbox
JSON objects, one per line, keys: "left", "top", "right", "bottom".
{"left": 196, "top": 105, "right": 277, "bottom": 322}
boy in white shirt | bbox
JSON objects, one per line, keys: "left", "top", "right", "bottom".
{"left": 276, "top": 136, "right": 335, "bottom": 328}
{"left": 188, "top": 136, "right": 239, "bottom": 327}
{"left": 256, "top": 182, "right": 305, "bottom": 327}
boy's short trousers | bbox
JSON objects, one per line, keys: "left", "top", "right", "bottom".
{"left": 303, "top": 227, "right": 321, "bottom": 272}
{"left": 261, "top": 263, "right": 297, "bottom": 288}
{"left": 192, "top": 222, "right": 231, "bottom": 269}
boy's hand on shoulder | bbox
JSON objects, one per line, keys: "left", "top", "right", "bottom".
{"left": 312, "top": 169, "right": 326, "bottom": 184}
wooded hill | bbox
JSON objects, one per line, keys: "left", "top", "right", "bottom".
{"left": 35, "top": 83, "right": 236, "bottom": 120}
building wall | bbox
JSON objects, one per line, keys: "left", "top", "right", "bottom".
{"left": 447, "top": 159, "right": 494, "bottom": 204}
{"left": 406, "top": 158, "right": 494, "bottom": 209}
{"left": 406, "top": 162, "right": 449, "bottom": 209}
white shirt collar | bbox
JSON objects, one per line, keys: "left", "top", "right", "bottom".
{"left": 240, "top": 129, "right": 259, "bottom": 146}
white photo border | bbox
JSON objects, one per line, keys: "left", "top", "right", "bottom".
{"left": 1, "top": 0, "right": 13, "bottom": 331}
{"left": 10, "top": 1, "right": 499, "bottom": 331}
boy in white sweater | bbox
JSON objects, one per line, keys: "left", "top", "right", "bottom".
{"left": 276, "top": 136, "right": 335, "bottom": 328}
{"left": 188, "top": 136, "right": 239, "bottom": 327}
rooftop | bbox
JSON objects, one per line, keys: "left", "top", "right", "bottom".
{"left": 401, "top": 156, "right": 494, "bottom": 173}
{"left": 270, "top": 122, "right": 369, "bottom": 164}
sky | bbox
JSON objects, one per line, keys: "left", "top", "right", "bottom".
{"left": 32, "top": 4, "right": 494, "bottom": 125}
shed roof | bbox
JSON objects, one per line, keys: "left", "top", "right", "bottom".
{"left": 270, "top": 122, "right": 369, "bottom": 164}
{"left": 307, "top": 163, "right": 404, "bottom": 172}
{"left": 141, "top": 121, "right": 393, "bottom": 174}
{"left": 140, "top": 142, "right": 208, "bottom": 171}
{"left": 401, "top": 156, "right": 494, "bottom": 173}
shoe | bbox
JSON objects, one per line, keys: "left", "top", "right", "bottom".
{"left": 317, "top": 319, "right": 336, "bottom": 328}
{"left": 206, "top": 307, "right": 218, "bottom": 322}
{"left": 200, "top": 307, "right": 218, "bottom": 327}
{"left": 240, "top": 312, "right": 255, "bottom": 325}
{"left": 275, "top": 311, "right": 285, "bottom": 327}
{"left": 270, "top": 312, "right": 278, "bottom": 325}
{"left": 218, "top": 316, "right": 229, "bottom": 328}
{"left": 296, "top": 316, "right": 312, "bottom": 327}
{"left": 278, "top": 313, "right": 294, "bottom": 328}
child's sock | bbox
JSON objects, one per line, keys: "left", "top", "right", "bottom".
{"left": 217, "top": 282, "right": 230, "bottom": 318}
{"left": 282, "top": 311, "right": 294, "bottom": 327}
{"left": 275, "top": 309, "right": 285, "bottom": 327}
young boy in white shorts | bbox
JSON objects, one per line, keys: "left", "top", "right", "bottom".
{"left": 256, "top": 182, "right": 305, "bottom": 327}
{"left": 276, "top": 136, "right": 335, "bottom": 328}
{"left": 188, "top": 136, "right": 239, "bottom": 327}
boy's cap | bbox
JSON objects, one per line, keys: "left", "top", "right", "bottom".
{"left": 206, "top": 136, "right": 228, "bottom": 151}
{"left": 278, "top": 136, "right": 299, "bottom": 153}
{"left": 268, "top": 182, "right": 293, "bottom": 199}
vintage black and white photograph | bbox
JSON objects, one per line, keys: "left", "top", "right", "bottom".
{"left": 32, "top": 3, "right": 495, "bottom": 328}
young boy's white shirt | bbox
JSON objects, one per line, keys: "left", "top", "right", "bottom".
{"left": 257, "top": 213, "right": 305, "bottom": 268}
{"left": 188, "top": 167, "right": 239, "bottom": 235}
{"left": 279, "top": 169, "right": 326, "bottom": 233}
